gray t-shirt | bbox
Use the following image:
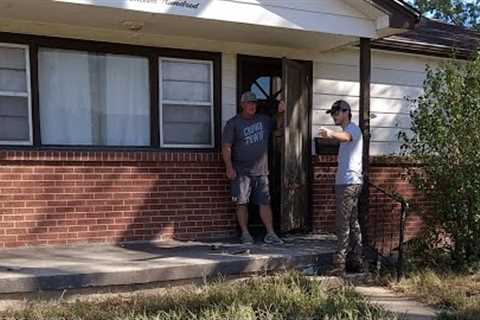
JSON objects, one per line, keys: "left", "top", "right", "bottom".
{"left": 336, "top": 122, "right": 363, "bottom": 185}
{"left": 222, "top": 114, "right": 274, "bottom": 176}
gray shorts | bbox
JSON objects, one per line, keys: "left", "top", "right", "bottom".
{"left": 230, "top": 175, "right": 271, "bottom": 206}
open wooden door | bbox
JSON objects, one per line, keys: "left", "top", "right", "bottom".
{"left": 280, "top": 58, "right": 312, "bottom": 233}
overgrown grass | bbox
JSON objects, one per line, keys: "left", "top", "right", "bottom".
{"left": 390, "top": 271, "right": 480, "bottom": 320}
{"left": 1, "top": 272, "right": 397, "bottom": 320}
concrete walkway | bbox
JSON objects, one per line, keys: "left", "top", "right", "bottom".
{"left": 0, "top": 234, "right": 335, "bottom": 294}
{"left": 355, "top": 286, "right": 438, "bottom": 320}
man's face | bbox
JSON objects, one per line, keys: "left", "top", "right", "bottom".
{"left": 241, "top": 101, "right": 257, "bottom": 116}
{"left": 331, "top": 109, "right": 349, "bottom": 125}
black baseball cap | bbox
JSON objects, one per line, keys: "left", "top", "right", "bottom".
{"left": 326, "top": 100, "right": 351, "bottom": 114}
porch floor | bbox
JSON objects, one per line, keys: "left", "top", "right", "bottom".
{"left": 0, "top": 234, "right": 335, "bottom": 294}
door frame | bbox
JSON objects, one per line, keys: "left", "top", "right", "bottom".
{"left": 236, "top": 54, "right": 313, "bottom": 232}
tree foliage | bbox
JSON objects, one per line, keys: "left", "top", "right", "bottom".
{"left": 412, "top": 0, "right": 480, "bottom": 31}
{"left": 399, "top": 55, "right": 480, "bottom": 269}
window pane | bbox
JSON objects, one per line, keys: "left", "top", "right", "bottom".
{"left": 0, "top": 69, "right": 27, "bottom": 92}
{"left": 163, "top": 61, "right": 210, "bottom": 82}
{"left": 0, "top": 45, "right": 30, "bottom": 144}
{"left": 257, "top": 76, "right": 270, "bottom": 94}
{"left": 250, "top": 83, "right": 267, "bottom": 100}
{"left": 161, "top": 60, "right": 211, "bottom": 102}
{"left": 0, "top": 96, "right": 28, "bottom": 117}
{"left": 163, "top": 123, "right": 211, "bottom": 145}
{"left": 0, "top": 96, "right": 29, "bottom": 141}
{"left": 163, "top": 104, "right": 211, "bottom": 145}
{"left": 0, "top": 47, "right": 26, "bottom": 69}
{"left": 163, "top": 104, "right": 211, "bottom": 123}
{"left": 0, "top": 117, "right": 29, "bottom": 141}
{"left": 250, "top": 76, "right": 271, "bottom": 100}
{"left": 104, "top": 55, "right": 150, "bottom": 146}
{"left": 39, "top": 48, "right": 150, "bottom": 146}
{"left": 0, "top": 47, "right": 27, "bottom": 92}
{"left": 163, "top": 80, "right": 210, "bottom": 102}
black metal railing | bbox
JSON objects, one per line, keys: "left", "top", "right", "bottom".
{"left": 314, "top": 172, "right": 411, "bottom": 280}
{"left": 365, "top": 177, "right": 410, "bottom": 281}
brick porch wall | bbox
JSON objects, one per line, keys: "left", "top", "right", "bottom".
{"left": 0, "top": 150, "right": 237, "bottom": 248}
{"left": 312, "top": 155, "right": 428, "bottom": 253}
{"left": 0, "top": 150, "right": 428, "bottom": 249}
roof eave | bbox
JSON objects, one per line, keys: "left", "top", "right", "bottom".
{"left": 370, "top": 0, "right": 421, "bottom": 30}
{"left": 372, "top": 38, "right": 476, "bottom": 60}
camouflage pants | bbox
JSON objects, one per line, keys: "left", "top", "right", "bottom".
{"left": 334, "top": 184, "right": 363, "bottom": 268}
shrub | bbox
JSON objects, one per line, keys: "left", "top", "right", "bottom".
{"left": 399, "top": 54, "right": 480, "bottom": 270}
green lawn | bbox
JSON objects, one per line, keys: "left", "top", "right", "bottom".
{"left": 2, "top": 273, "right": 396, "bottom": 320}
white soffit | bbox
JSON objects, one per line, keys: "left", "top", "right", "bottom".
{"left": 0, "top": 0, "right": 403, "bottom": 50}
{"left": 51, "top": 0, "right": 381, "bottom": 38}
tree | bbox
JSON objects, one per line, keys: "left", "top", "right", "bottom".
{"left": 412, "top": 0, "right": 480, "bottom": 31}
{"left": 399, "top": 55, "right": 480, "bottom": 269}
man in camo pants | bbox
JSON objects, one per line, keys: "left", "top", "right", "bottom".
{"left": 319, "top": 100, "right": 366, "bottom": 276}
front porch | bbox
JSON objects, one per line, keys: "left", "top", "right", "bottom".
{"left": 0, "top": 234, "right": 335, "bottom": 294}
{"left": 0, "top": 0, "right": 421, "bottom": 249}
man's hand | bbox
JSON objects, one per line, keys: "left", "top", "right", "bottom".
{"left": 226, "top": 166, "right": 237, "bottom": 180}
{"left": 318, "top": 127, "right": 333, "bottom": 139}
{"left": 277, "top": 101, "right": 286, "bottom": 113}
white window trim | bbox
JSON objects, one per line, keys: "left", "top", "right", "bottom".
{"left": 0, "top": 42, "right": 33, "bottom": 146}
{"left": 159, "top": 57, "right": 215, "bottom": 149}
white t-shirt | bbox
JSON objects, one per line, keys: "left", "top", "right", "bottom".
{"left": 336, "top": 122, "right": 363, "bottom": 185}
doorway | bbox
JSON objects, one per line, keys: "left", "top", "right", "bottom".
{"left": 237, "top": 55, "right": 312, "bottom": 235}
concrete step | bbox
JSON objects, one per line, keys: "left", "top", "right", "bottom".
{"left": 0, "top": 234, "right": 335, "bottom": 293}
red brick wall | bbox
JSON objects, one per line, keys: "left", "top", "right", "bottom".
{"left": 312, "top": 155, "right": 337, "bottom": 234}
{"left": 312, "top": 156, "right": 428, "bottom": 253}
{"left": 0, "top": 150, "right": 236, "bottom": 248}
{"left": 0, "top": 150, "right": 428, "bottom": 249}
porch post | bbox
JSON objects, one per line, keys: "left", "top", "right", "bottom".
{"left": 359, "top": 38, "right": 371, "bottom": 247}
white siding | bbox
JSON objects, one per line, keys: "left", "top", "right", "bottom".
{"left": 313, "top": 48, "right": 442, "bottom": 155}
{"left": 222, "top": 53, "right": 237, "bottom": 128}
{"left": 0, "top": 18, "right": 447, "bottom": 156}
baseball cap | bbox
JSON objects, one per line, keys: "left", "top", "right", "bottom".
{"left": 240, "top": 91, "right": 257, "bottom": 103}
{"left": 326, "top": 100, "right": 351, "bottom": 114}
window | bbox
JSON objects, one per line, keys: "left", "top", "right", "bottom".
{"left": 0, "top": 43, "right": 32, "bottom": 145}
{"left": 250, "top": 76, "right": 270, "bottom": 100}
{"left": 0, "top": 35, "right": 220, "bottom": 150}
{"left": 250, "top": 75, "right": 282, "bottom": 101}
{"left": 160, "top": 58, "right": 214, "bottom": 148}
{"left": 38, "top": 48, "right": 150, "bottom": 146}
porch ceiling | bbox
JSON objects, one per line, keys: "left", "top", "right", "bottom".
{"left": 0, "top": 0, "right": 384, "bottom": 51}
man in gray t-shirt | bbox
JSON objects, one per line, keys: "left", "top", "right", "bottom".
{"left": 319, "top": 100, "right": 366, "bottom": 276}
{"left": 222, "top": 91, "right": 284, "bottom": 245}
{"left": 223, "top": 113, "right": 273, "bottom": 176}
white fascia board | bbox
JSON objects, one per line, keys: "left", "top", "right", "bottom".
{"left": 54, "top": 0, "right": 379, "bottom": 38}
{"left": 376, "top": 15, "right": 390, "bottom": 30}
{"left": 344, "top": 0, "right": 409, "bottom": 37}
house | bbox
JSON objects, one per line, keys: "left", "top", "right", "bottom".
{"left": 0, "top": 0, "right": 477, "bottom": 249}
